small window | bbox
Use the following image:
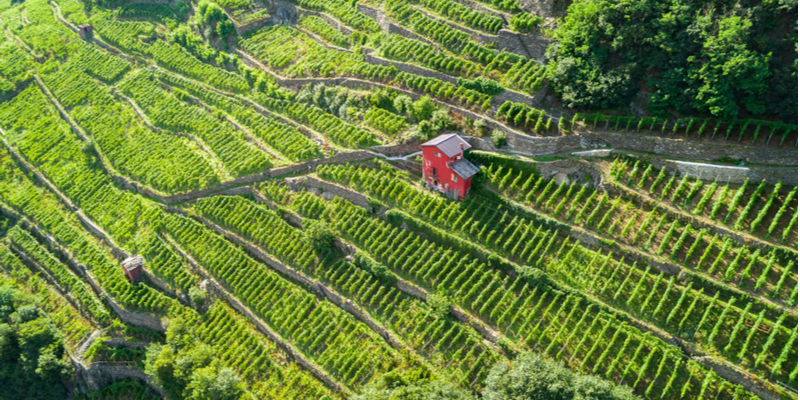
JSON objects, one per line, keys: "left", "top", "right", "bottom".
{"left": 451, "top": 173, "right": 455, "bottom": 181}
{"left": 433, "top": 150, "right": 439, "bottom": 157}
{"left": 431, "top": 167, "right": 437, "bottom": 177}
{"left": 454, "top": 175, "right": 459, "bottom": 183}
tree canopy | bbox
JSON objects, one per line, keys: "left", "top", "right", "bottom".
{"left": 0, "top": 285, "right": 71, "bottom": 400}
{"left": 546, "top": 0, "right": 797, "bottom": 121}
{"left": 483, "top": 353, "right": 640, "bottom": 400}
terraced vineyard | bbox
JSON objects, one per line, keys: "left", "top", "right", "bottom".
{"left": 0, "top": 0, "right": 795, "bottom": 398}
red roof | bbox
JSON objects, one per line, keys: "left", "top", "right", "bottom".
{"left": 422, "top": 134, "right": 471, "bottom": 158}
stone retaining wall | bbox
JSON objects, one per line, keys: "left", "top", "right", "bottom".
{"left": 86, "top": 363, "right": 165, "bottom": 398}
{"left": 118, "top": 150, "right": 374, "bottom": 205}
{"left": 511, "top": 132, "right": 583, "bottom": 155}
{"left": 364, "top": 53, "right": 457, "bottom": 84}
{"left": 650, "top": 160, "right": 797, "bottom": 186}
{"left": 297, "top": 9, "right": 354, "bottom": 35}
{"left": 371, "top": 141, "right": 422, "bottom": 157}
{"left": 578, "top": 129, "right": 797, "bottom": 166}
{"left": 288, "top": 176, "right": 372, "bottom": 210}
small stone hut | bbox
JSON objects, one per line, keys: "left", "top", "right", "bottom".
{"left": 78, "top": 24, "right": 93, "bottom": 40}
{"left": 121, "top": 255, "right": 144, "bottom": 282}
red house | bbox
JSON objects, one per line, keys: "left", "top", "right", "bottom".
{"left": 421, "top": 134, "right": 479, "bottom": 199}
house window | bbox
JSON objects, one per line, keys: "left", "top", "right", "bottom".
{"left": 431, "top": 167, "right": 437, "bottom": 177}
{"left": 434, "top": 150, "right": 439, "bottom": 157}
{"left": 451, "top": 173, "right": 455, "bottom": 181}
{"left": 454, "top": 175, "right": 459, "bottom": 183}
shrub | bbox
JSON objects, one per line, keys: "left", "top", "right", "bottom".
{"left": 354, "top": 251, "right": 397, "bottom": 285}
{"left": 412, "top": 95, "right": 437, "bottom": 121}
{"left": 457, "top": 77, "right": 505, "bottom": 95}
{"left": 426, "top": 293, "right": 451, "bottom": 319}
{"left": 188, "top": 286, "right": 208, "bottom": 306}
{"left": 491, "top": 129, "right": 507, "bottom": 147}
{"left": 302, "top": 219, "right": 336, "bottom": 252}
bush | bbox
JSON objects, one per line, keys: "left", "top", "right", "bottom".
{"left": 491, "top": 129, "right": 507, "bottom": 147}
{"left": 393, "top": 94, "right": 413, "bottom": 115}
{"left": 473, "top": 118, "right": 488, "bottom": 135}
{"left": 457, "top": 77, "right": 505, "bottom": 95}
{"left": 354, "top": 251, "right": 397, "bottom": 285}
{"left": 483, "top": 353, "right": 639, "bottom": 400}
{"left": 518, "top": 265, "right": 549, "bottom": 289}
{"left": 412, "top": 96, "right": 438, "bottom": 121}
{"left": 302, "top": 219, "right": 335, "bottom": 252}
{"left": 188, "top": 286, "right": 208, "bottom": 307}
{"left": 426, "top": 293, "right": 451, "bottom": 319}
{"left": 430, "top": 109, "right": 455, "bottom": 132}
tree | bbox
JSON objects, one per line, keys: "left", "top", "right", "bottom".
{"left": 188, "top": 286, "right": 208, "bottom": 308}
{"left": 144, "top": 319, "right": 244, "bottom": 400}
{"left": 412, "top": 96, "right": 437, "bottom": 121}
{"left": 483, "top": 353, "right": 575, "bottom": 400}
{"left": 0, "top": 285, "right": 71, "bottom": 400}
{"left": 351, "top": 370, "right": 475, "bottom": 400}
{"left": 491, "top": 129, "right": 507, "bottom": 147}
{"left": 187, "top": 366, "right": 244, "bottom": 400}
{"left": 426, "top": 293, "right": 451, "bottom": 319}
{"left": 302, "top": 219, "right": 336, "bottom": 252}
{"left": 545, "top": 0, "right": 793, "bottom": 121}
{"left": 483, "top": 353, "right": 639, "bottom": 400}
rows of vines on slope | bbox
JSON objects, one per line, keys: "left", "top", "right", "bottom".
{"left": 118, "top": 70, "right": 272, "bottom": 176}
{"left": 192, "top": 194, "right": 500, "bottom": 391}
{"left": 164, "top": 212, "right": 406, "bottom": 390}
{"left": 258, "top": 182, "right": 771, "bottom": 398}
{"left": 43, "top": 64, "right": 222, "bottom": 193}
{"left": 611, "top": 158, "right": 798, "bottom": 243}
{"left": 476, "top": 155, "right": 797, "bottom": 306}
{"left": 313, "top": 163, "right": 798, "bottom": 385}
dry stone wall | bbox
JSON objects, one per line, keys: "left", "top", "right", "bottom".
{"left": 371, "top": 141, "right": 422, "bottom": 157}
{"left": 364, "top": 53, "right": 457, "bottom": 84}
{"left": 578, "top": 130, "right": 797, "bottom": 166}
{"left": 297, "top": 9, "right": 354, "bottom": 35}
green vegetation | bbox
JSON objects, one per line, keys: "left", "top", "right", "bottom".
{"left": 547, "top": 0, "right": 797, "bottom": 121}
{"left": 0, "top": 0, "right": 794, "bottom": 397}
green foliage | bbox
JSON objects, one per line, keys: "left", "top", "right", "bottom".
{"left": 426, "top": 293, "right": 451, "bottom": 320}
{"left": 546, "top": 0, "right": 796, "bottom": 121}
{"left": 457, "top": 77, "right": 505, "bottom": 95}
{"left": 351, "top": 371, "right": 474, "bottom": 400}
{"left": 188, "top": 286, "right": 208, "bottom": 307}
{"left": 145, "top": 320, "right": 245, "bottom": 400}
{"left": 509, "top": 12, "right": 544, "bottom": 33}
{"left": 0, "top": 285, "right": 71, "bottom": 400}
{"left": 483, "top": 352, "right": 639, "bottom": 400}
{"left": 354, "top": 251, "right": 397, "bottom": 285}
{"left": 491, "top": 129, "right": 507, "bottom": 147}
{"left": 412, "top": 96, "right": 438, "bottom": 121}
{"left": 302, "top": 219, "right": 336, "bottom": 252}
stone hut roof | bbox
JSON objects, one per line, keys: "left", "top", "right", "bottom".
{"left": 121, "top": 255, "right": 145, "bottom": 272}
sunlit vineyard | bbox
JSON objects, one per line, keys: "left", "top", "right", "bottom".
{"left": 0, "top": 0, "right": 795, "bottom": 398}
